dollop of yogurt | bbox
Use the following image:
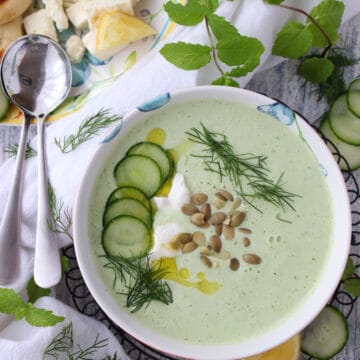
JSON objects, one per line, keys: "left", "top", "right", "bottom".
{"left": 150, "top": 173, "right": 190, "bottom": 260}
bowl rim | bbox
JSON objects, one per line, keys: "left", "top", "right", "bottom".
{"left": 73, "top": 85, "right": 352, "bottom": 360}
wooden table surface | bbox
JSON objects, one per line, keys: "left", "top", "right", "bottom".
{"left": 1, "top": 13, "right": 360, "bottom": 360}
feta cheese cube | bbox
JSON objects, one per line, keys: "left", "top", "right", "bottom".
{"left": 43, "top": 0, "right": 69, "bottom": 32}
{"left": 66, "top": 35, "right": 85, "bottom": 63}
{"left": 23, "top": 9, "right": 58, "bottom": 42}
{"left": 66, "top": 2, "right": 88, "bottom": 30}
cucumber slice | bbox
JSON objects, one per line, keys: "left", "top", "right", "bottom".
{"left": 0, "top": 87, "right": 9, "bottom": 121}
{"left": 347, "top": 78, "right": 360, "bottom": 118}
{"left": 127, "top": 141, "right": 173, "bottom": 182}
{"left": 107, "top": 186, "right": 151, "bottom": 210}
{"left": 103, "top": 198, "right": 152, "bottom": 227}
{"left": 320, "top": 116, "right": 360, "bottom": 170}
{"left": 301, "top": 305, "right": 349, "bottom": 360}
{"left": 102, "top": 215, "right": 151, "bottom": 258}
{"left": 329, "top": 93, "right": 360, "bottom": 145}
{"left": 114, "top": 154, "right": 162, "bottom": 197}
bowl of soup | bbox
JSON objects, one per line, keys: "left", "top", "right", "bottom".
{"left": 73, "top": 86, "right": 351, "bottom": 359}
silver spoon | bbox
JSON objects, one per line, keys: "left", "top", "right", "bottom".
{"left": 0, "top": 35, "right": 72, "bottom": 288}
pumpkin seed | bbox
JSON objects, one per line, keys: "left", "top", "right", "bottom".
{"left": 243, "top": 253, "right": 262, "bottom": 265}
{"left": 201, "top": 203, "right": 211, "bottom": 221}
{"left": 243, "top": 237, "right": 251, "bottom": 247}
{"left": 230, "top": 211, "right": 246, "bottom": 227}
{"left": 212, "top": 197, "right": 225, "bottom": 209}
{"left": 190, "top": 212, "right": 206, "bottom": 226}
{"left": 218, "top": 189, "right": 233, "bottom": 201}
{"left": 192, "top": 231, "right": 206, "bottom": 246}
{"left": 176, "top": 232, "right": 193, "bottom": 244}
{"left": 230, "top": 258, "right": 240, "bottom": 271}
{"left": 181, "top": 203, "right": 198, "bottom": 216}
{"left": 182, "top": 241, "right": 198, "bottom": 254}
{"left": 231, "top": 198, "right": 242, "bottom": 210}
{"left": 210, "top": 212, "right": 226, "bottom": 225}
{"left": 239, "top": 227, "right": 252, "bottom": 234}
{"left": 223, "top": 224, "right": 235, "bottom": 240}
{"left": 191, "top": 193, "right": 208, "bottom": 205}
{"left": 210, "top": 235, "right": 222, "bottom": 253}
{"left": 214, "top": 223, "right": 223, "bottom": 236}
{"left": 200, "top": 255, "right": 212, "bottom": 268}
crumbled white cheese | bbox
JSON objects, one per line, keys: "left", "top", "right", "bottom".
{"left": 23, "top": 9, "right": 58, "bottom": 42}
{"left": 66, "top": 2, "right": 88, "bottom": 30}
{"left": 43, "top": 0, "right": 69, "bottom": 32}
{"left": 154, "top": 173, "right": 191, "bottom": 209}
{"left": 150, "top": 223, "right": 183, "bottom": 260}
{"left": 82, "top": 29, "right": 127, "bottom": 61}
{"left": 66, "top": 35, "right": 85, "bottom": 63}
{"left": 150, "top": 173, "right": 191, "bottom": 260}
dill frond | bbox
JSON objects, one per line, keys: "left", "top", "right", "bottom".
{"left": 186, "top": 123, "right": 300, "bottom": 212}
{"left": 4, "top": 142, "right": 37, "bottom": 159}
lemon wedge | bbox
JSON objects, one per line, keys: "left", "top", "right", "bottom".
{"left": 243, "top": 334, "right": 301, "bottom": 360}
{"left": 96, "top": 11, "right": 155, "bottom": 51}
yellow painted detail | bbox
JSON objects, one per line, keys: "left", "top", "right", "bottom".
{"left": 152, "top": 257, "right": 221, "bottom": 295}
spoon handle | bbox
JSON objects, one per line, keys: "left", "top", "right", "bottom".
{"left": 0, "top": 113, "right": 31, "bottom": 284}
{"left": 34, "top": 116, "right": 61, "bottom": 289}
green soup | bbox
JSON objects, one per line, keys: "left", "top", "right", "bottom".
{"left": 88, "top": 99, "right": 333, "bottom": 345}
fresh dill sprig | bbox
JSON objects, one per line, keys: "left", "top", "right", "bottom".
{"left": 186, "top": 123, "right": 299, "bottom": 212}
{"left": 54, "top": 108, "right": 123, "bottom": 153}
{"left": 100, "top": 253, "right": 173, "bottom": 313}
{"left": 306, "top": 48, "right": 359, "bottom": 104}
{"left": 4, "top": 142, "right": 37, "bottom": 159}
{"left": 42, "top": 322, "right": 118, "bottom": 360}
{"left": 48, "top": 182, "right": 73, "bottom": 241}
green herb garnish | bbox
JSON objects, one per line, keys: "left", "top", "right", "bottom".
{"left": 0, "top": 288, "right": 64, "bottom": 327}
{"left": 101, "top": 253, "right": 173, "bottom": 313}
{"left": 160, "top": 0, "right": 264, "bottom": 87}
{"left": 48, "top": 182, "right": 73, "bottom": 241}
{"left": 54, "top": 109, "right": 123, "bottom": 153}
{"left": 186, "top": 123, "right": 299, "bottom": 212}
{"left": 4, "top": 142, "right": 37, "bottom": 159}
{"left": 42, "top": 322, "right": 119, "bottom": 360}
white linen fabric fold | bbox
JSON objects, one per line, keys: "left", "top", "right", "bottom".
{"left": 0, "top": 1, "right": 359, "bottom": 358}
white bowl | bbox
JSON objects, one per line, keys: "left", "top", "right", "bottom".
{"left": 73, "top": 86, "right": 351, "bottom": 359}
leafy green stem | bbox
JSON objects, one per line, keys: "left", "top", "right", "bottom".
{"left": 276, "top": 3, "right": 332, "bottom": 56}
{"left": 205, "top": 16, "right": 224, "bottom": 75}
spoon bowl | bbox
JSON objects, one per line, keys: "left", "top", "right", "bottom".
{"left": 0, "top": 34, "right": 72, "bottom": 287}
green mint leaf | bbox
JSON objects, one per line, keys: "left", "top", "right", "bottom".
{"left": 211, "top": 76, "right": 240, "bottom": 87}
{"left": 307, "top": 0, "right": 345, "bottom": 48}
{"left": 0, "top": 288, "right": 25, "bottom": 315}
{"left": 27, "top": 277, "right": 51, "bottom": 304}
{"left": 299, "top": 57, "right": 334, "bottom": 83}
{"left": 344, "top": 277, "right": 360, "bottom": 297}
{"left": 272, "top": 21, "right": 313, "bottom": 59}
{"left": 216, "top": 36, "right": 264, "bottom": 67}
{"left": 160, "top": 42, "right": 211, "bottom": 70}
{"left": 164, "top": 0, "right": 207, "bottom": 26}
{"left": 24, "top": 303, "right": 65, "bottom": 327}
{"left": 264, "top": 0, "right": 285, "bottom": 4}
{"left": 342, "top": 257, "right": 356, "bottom": 280}
{"left": 198, "top": 0, "right": 219, "bottom": 12}
{"left": 207, "top": 13, "right": 239, "bottom": 41}
{"left": 225, "top": 57, "right": 261, "bottom": 78}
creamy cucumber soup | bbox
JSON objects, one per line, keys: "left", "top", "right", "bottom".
{"left": 88, "top": 98, "right": 333, "bottom": 345}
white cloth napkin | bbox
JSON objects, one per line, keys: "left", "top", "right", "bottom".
{"left": 0, "top": 1, "right": 359, "bottom": 359}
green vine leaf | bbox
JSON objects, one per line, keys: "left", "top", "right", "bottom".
{"left": 272, "top": 21, "right": 313, "bottom": 59}
{"left": 160, "top": 42, "right": 212, "bottom": 70}
{"left": 299, "top": 57, "right": 334, "bottom": 83}
{"left": 342, "top": 257, "right": 356, "bottom": 280}
{"left": 207, "top": 13, "right": 239, "bottom": 41}
{"left": 216, "top": 35, "right": 264, "bottom": 67}
{"left": 211, "top": 76, "right": 240, "bottom": 87}
{"left": 306, "top": 0, "right": 345, "bottom": 48}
